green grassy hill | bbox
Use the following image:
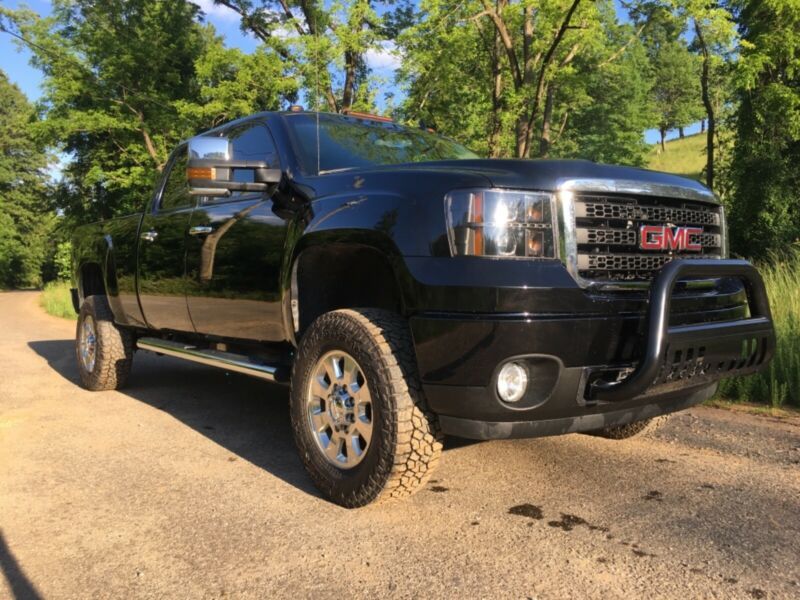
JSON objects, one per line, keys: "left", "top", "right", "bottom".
{"left": 647, "top": 133, "right": 706, "bottom": 182}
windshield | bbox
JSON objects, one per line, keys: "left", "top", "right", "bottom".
{"left": 283, "top": 113, "right": 478, "bottom": 174}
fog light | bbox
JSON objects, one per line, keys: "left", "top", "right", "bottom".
{"left": 497, "top": 362, "right": 528, "bottom": 403}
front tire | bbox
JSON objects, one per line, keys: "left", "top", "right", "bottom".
{"left": 290, "top": 309, "right": 443, "bottom": 507}
{"left": 76, "top": 295, "right": 134, "bottom": 391}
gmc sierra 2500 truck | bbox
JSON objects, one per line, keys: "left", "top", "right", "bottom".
{"left": 72, "top": 110, "right": 776, "bottom": 507}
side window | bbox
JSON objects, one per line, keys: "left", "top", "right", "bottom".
{"left": 159, "top": 147, "right": 191, "bottom": 211}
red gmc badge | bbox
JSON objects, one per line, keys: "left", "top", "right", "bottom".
{"left": 639, "top": 225, "right": 703, "bottom": 251}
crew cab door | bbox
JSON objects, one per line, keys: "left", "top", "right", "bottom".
{"left": 137, "top": 145, "right": 195, "bottom": 332}
{"left": 184, "top": 122, "right": 288, "bottom": 341}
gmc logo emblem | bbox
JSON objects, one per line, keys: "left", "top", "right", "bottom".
{"left": 640, "top": 225, "right": 703, "bottom": 251}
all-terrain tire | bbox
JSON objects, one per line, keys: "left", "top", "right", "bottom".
{"left": 589, "top": 415, "right": 672, "bottom": 440}
{"left": 290, "top": 308, "right": 443, "bottom": 508}
{"left": 76, "top": 295, "right": 134, "bottom": 391}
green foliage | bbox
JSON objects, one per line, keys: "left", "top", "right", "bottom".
{"left": 4, "top": 0, "right": 298, "bottom": 223}
{"left": 726, "top": 0, "right": 800, "bottom": 258}
{"left": 53, "top": 241, "right": 73, "bottom": 281}
{"left": 650, "top": 40, "right": 704, "bottom": 141}
{"left": 718, "top": 250, "right": 800, "bottom": 407}
{"left": 0, "top": 70, "right": 53, "bottom": 289}
{"left": 39, "top": 280, "right": 77, "bottom": 320}
{"left": 398, "top": 0, "right": 657, "bottom": 163}
{"left": 205, "top": 0, "right": 405, "bottom": 113}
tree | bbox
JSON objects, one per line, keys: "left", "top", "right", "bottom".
{"left": 555, "top": 22, "right": 656, "bottom": 165}
{"left": 208, "top": 0, "right": 405, "bottom": 113}
{"left": 652, "top": 40, "right": 704, "bottom": 150}
{"left": 726, "top": 0, "right": 800, "bottom": 258}
{"left": 0, "top": 70, "right": 52, "bottom": 288}
{"left": 3, "top": 0, "right": 297, "bottom": 222}
{"left": 398, "top": 0, "right": 656, "bottom": 162}
{"left": 674, "top": 0, "right": 737, "bottom": 190}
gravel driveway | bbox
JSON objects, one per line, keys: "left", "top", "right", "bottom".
{"left": 1, "top": 291, "right": 798, "bottom": 599}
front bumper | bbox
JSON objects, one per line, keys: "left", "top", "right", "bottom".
{"left": 410, "top": 259, "right": 775, "bottom": 440}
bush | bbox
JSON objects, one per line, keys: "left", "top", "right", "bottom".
{"left": 718, "top": 249, "right": 800, "bottom": 407}
{"left": 39, "top": 281, "right": 77, "bottom": 320}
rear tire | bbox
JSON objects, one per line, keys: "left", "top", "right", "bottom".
{"left": 290, "top": 309, "right": 443, "bottom": 507}
{"left": 76, "top": 295, "right": 134, "bottom": 391}
{"left": 589, "top": 415, "right": 671, "bottom": 440}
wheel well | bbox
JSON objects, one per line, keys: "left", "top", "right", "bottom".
{"left": 80, "top": 263, "right": 105, "bottom": 299}
{"left": 294, "top": 245, "right": 402, "bottom": 334}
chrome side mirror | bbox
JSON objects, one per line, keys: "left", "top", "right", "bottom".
{"left": 186, "top": 135, "right": 281, "bottom": 197}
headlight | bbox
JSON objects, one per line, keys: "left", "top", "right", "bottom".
{"left": 445, "top": 189, "right": 558, "bottom": 258}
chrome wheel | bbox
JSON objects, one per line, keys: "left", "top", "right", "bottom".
{"left": 306, "top": 350, "right": 373, "bottom": 469}
{"left": 79, "top": 315, "right": 97, "bottom": 373}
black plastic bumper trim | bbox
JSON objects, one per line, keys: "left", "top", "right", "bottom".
{"left": 439, "top": 383, "right": 715, "bottom": 440}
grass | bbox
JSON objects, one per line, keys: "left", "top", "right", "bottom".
{"left": 717, "top": 250, "right": 800, "bottom": 407}
{"left": 40, "top": 280, "right": 77, "bottom": 320}
{"left": 647, "top": 133, "right": 706, "bottom": 181}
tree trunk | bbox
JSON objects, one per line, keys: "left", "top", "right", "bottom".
{"left": 516, "top": 117, "right": 530, "bottom": 158}
{"left": 519, "top": 0, "right": 582, "bottom": 157}
{"left": 694, "top": 20, "right": 715, "bottom": 190}
{"left": 539, "top": 85, "right": 555, "bottom": 157}
{"left": 679, "top": 126, "right": 685, "bottom": 139}
{"left": 701, "top": 118, "right": 706, "bottom": 133}
{"left": 342, "top": 50, "right": 356, "bottom": 111}
{"left": 488, "top": 16, "right": 504, "bottom": 157}
{"left": 660, "top": 128, "right": 667, "bottom": 152}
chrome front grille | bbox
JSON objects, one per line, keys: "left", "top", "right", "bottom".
{"left": 573, "top": 193, "right": 724, "bottom": 283}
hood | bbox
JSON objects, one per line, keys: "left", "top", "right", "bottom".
{"left": 395, "top": 158, "right": 714, "bottom": 199}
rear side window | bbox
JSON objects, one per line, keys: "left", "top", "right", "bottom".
{"left": 230, "top": 124, "right": 280, "bottom": 169}
{"left": 159, "top": 147, "right": 191, "bottom": 211}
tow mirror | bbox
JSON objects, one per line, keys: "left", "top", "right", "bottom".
{"left": 186, "top": 135, "right": 281, "bottom": 197}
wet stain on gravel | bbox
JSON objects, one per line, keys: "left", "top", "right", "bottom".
{"left": 429, "top": 485, "right": 449, "bottom": 493}
{"left": 548, "top": 514, "right": 587, "bottom": 531}
{"left": 747, "top": 589, "right": 766, "bottom": 599}
{"left": 643, "top": 490, "right": 663, "bottom": 502}
{"left": 508, "top": 504, "right": 543, "bottom": 520}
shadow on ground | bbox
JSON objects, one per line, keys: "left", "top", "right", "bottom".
{"left": 0, "top": 529, "right": 43, "bottom": 600}
{"left": 28, "top": 339, "right": 481, "bottom": 500}
{"left": 29, "top": 338, "right": 322, "bottom": 497}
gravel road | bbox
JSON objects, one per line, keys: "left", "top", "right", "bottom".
{"left": 1, "top": 291, "right": 798, "bottom": 599}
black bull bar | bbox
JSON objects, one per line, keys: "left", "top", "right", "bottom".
{"left": 591, "top": 259, "right": 776, "bottom": 402}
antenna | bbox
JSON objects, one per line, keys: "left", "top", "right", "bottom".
{"left": 314, "top": 12, "right": 321, "bottom": 174}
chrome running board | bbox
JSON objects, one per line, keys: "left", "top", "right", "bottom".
{"left": 136, "top": 337, "right": 289, "bottom": 384}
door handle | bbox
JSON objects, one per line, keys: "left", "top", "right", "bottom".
{"left": 140, "top": 230, "right": 158, "bottom": 242}
{"left": 189, "top": 225, "right": 214, "bottom": 236}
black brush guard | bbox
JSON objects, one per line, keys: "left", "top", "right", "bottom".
{"left": 591, "top": 259, "right": 776, "bottom": 402}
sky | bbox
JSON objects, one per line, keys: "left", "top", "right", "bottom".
{"left": 1, "top": 0, "right": 684, "bottom": 147}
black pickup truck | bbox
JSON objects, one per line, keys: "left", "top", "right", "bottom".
{"left": 72, "top": 110, "right": 775, "bottom": 507}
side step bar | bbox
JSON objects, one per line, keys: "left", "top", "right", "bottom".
{"left": 136, "top": 337, "right": 290, "bottom": 384}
